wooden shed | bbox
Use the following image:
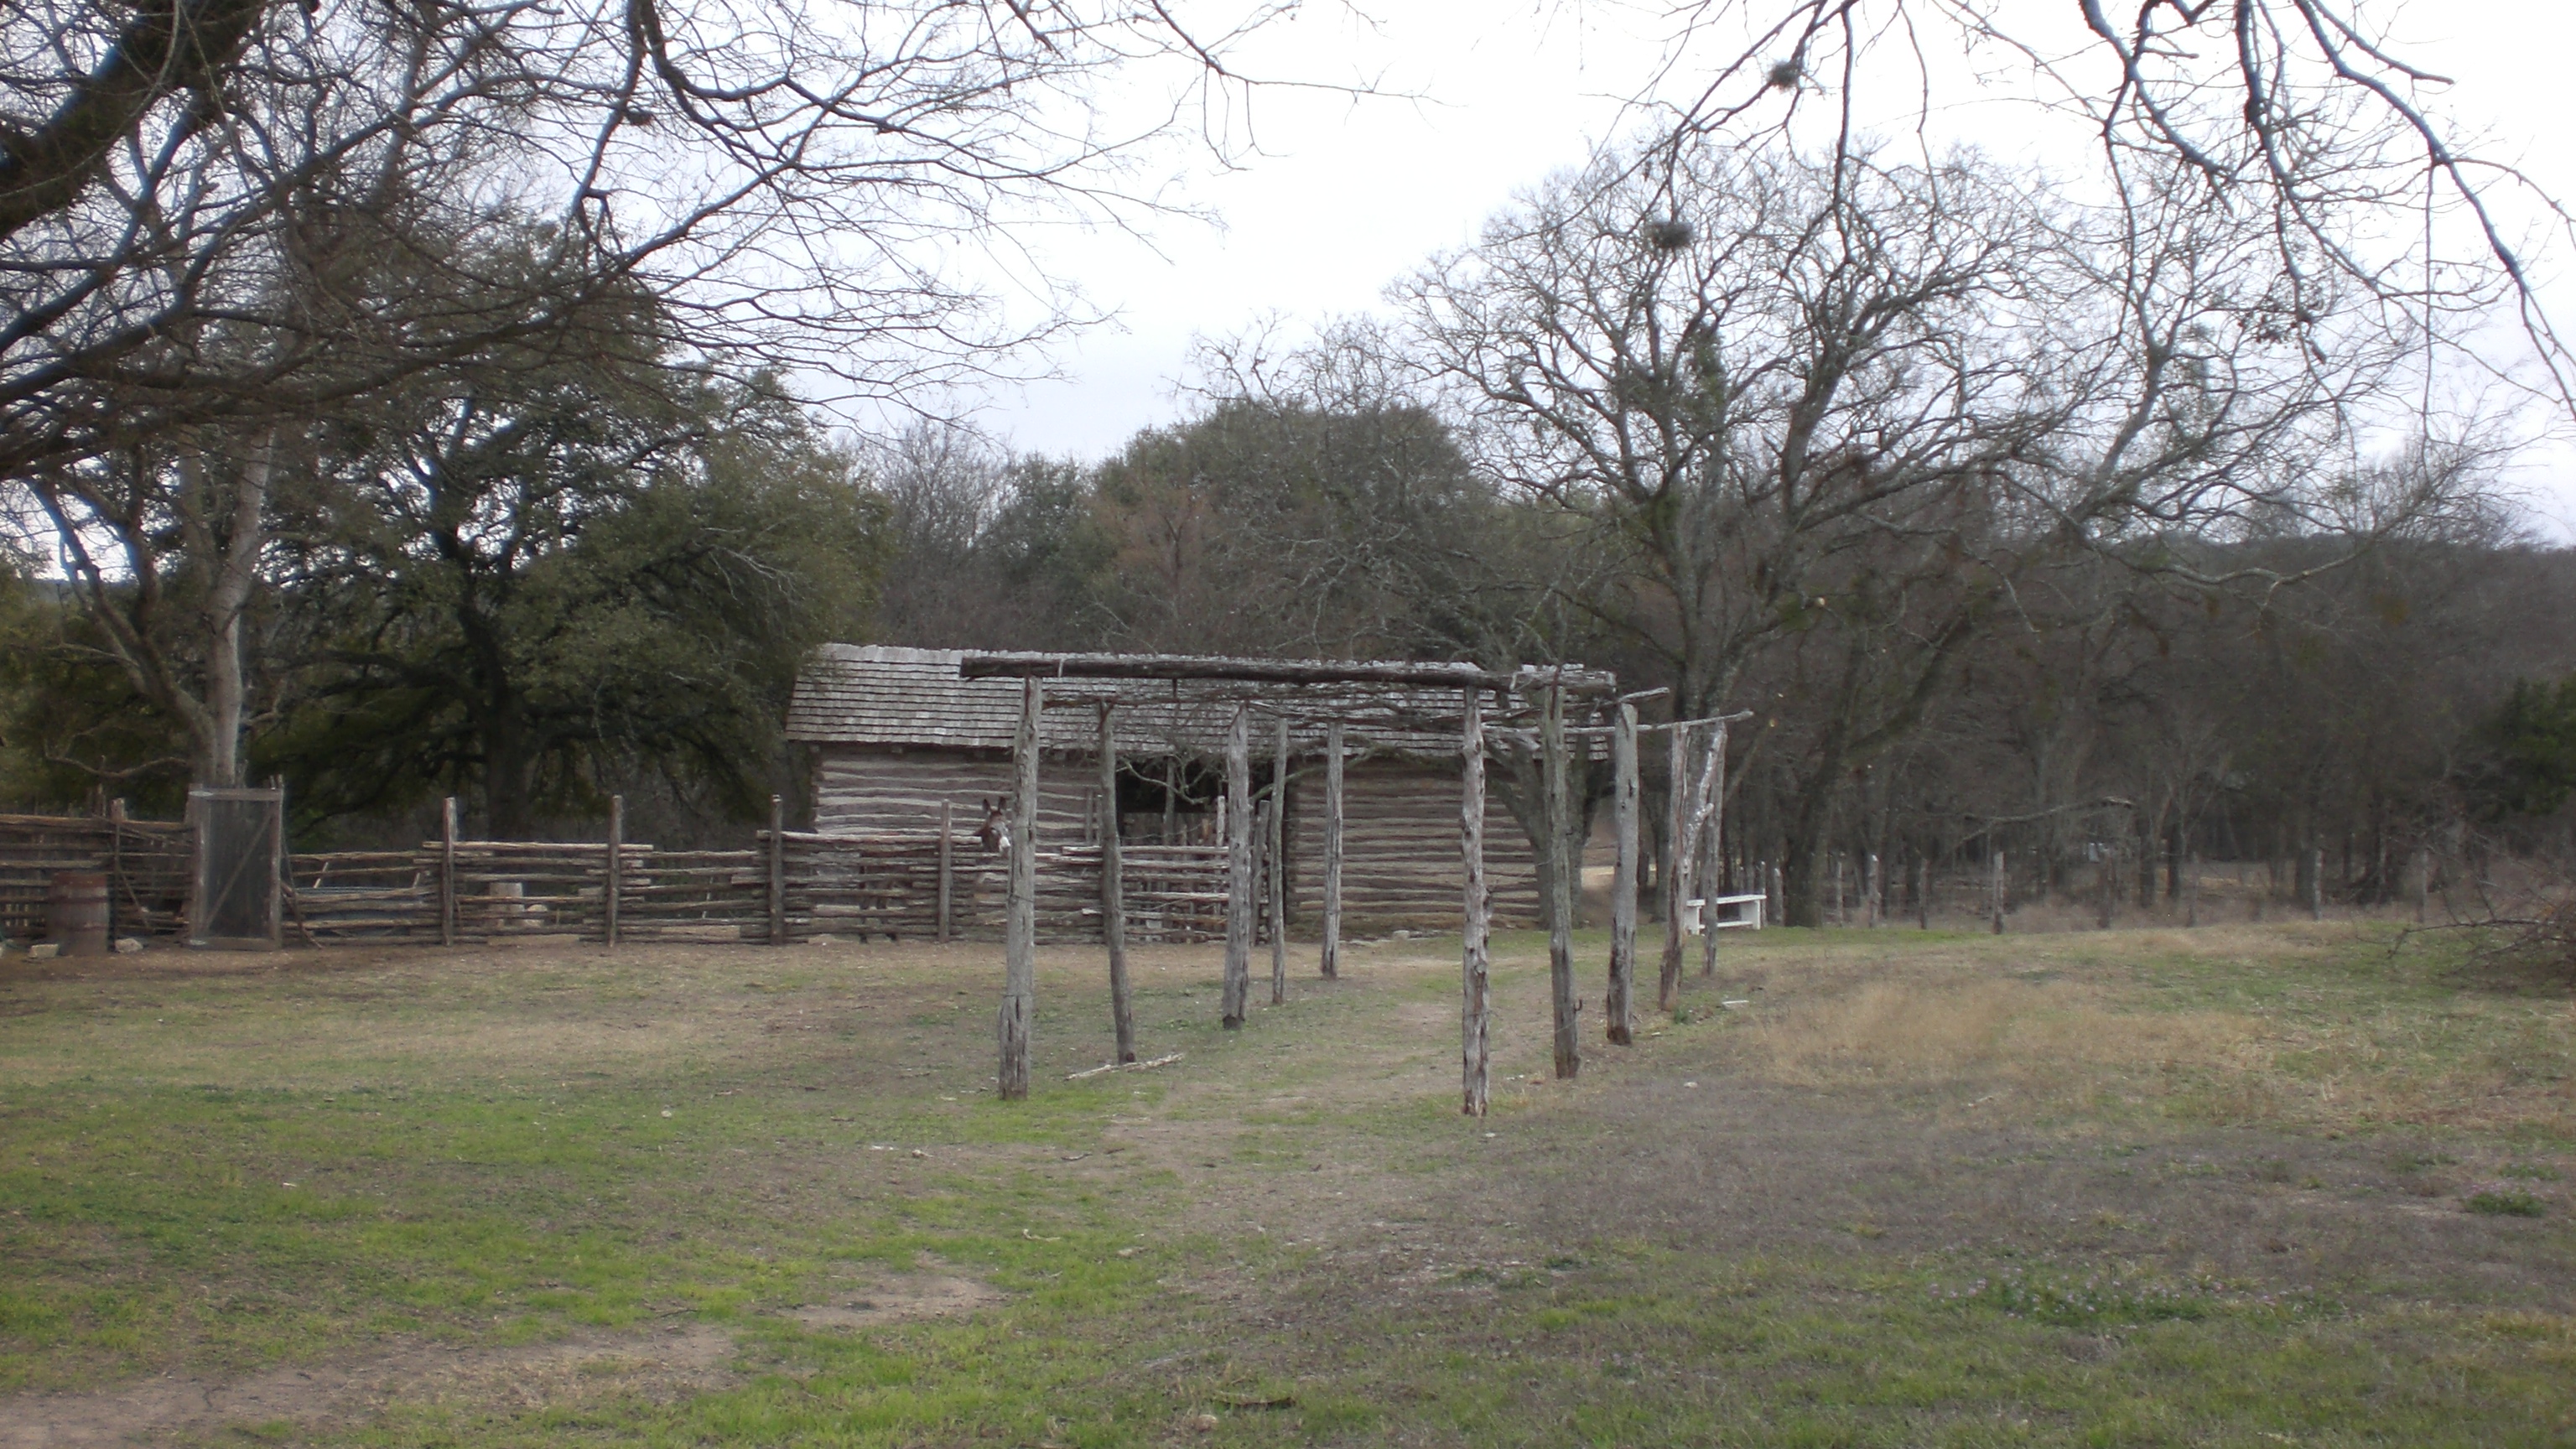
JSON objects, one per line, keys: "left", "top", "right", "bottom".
{"left": 785, "top": 645, "right": 1544, "bottom": 930}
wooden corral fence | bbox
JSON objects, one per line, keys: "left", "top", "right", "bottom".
{"left": 3, "top": 801, "right": 1233, "bottom": 950}
{"left": 284, "top": 829, "right": 1233, "bottom": 947}
{"left": 0, "top": 812, "right": 191, "bottom": 943}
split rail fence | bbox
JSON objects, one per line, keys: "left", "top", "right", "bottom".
{"left": 3, "top": 805, "right": 1231, "bottom": 948}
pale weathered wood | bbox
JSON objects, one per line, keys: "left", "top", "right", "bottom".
{"left": 1100, "top": 704, "right": 1135, "bottom": 1063}
{"left": 1321, "top": 720, "right": 1344, "bottom": 979}
{"left": 1865, "top": 852, "right": 1881, "bottom": 928}
{"left": 1544, "top": 683, "right": 1580, "bottom": 1078}
{"left": 439, "top": 796, "right": 458, "bottom": 948}
{"left": 605, "top": 795, "right": 624, "bottom": 948}
{"left": 767, "top": 795, "right": 786, "bottom": 945}
{"left": 937, "top": 799, "right": 953, "bottom": 943}
{"left": 1659, "top": 724, "right": 1690, "bottom": 1012}
{"left": 1607, "top": 701, "right": 1638, "bottom": 1046}
{"left": 1000, "top": 678, "right": 1041, "bottom": 1099}
{"left": 1461, "top": 686, "right": 1491, "bottom": 1117}
{"left": 1697, "top": 720, "right": 1725, "bottom": 979}
{"left": 1270, "top": 713, "right": 1288, "bottom": 1006}
{"left": 1222, "top": 704, "right": 1252, "bottom": 1029}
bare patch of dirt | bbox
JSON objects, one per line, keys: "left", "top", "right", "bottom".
{"left": 0, "top": 1322, "right": 734, "bottom": 1447}
{"left": 785, "top": 1273, "right": 1001, "bottom": 1330}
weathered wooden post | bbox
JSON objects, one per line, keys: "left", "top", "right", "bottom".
{"left": 767, "top": 794, "right": 786, "bottom": 945}
{"left": 1321, "top": 720, "right": 1344, "bottom": 979}
{"left": 1222, "top": 704, "right": 1253, "bottom": 1029}
{"left": 1989, "top": 849, "right": 2006, "bottom": 934}
{"left": 1865, "top": 853, "right": 1882, "bottom": 927}
{"left": 1544, "top": 683, "right": 1579, "bottom": 1079}
{"left": 1659, "top": 723, "right": 1690, "bottom": 1012}
{"left": 605, "top": 794, "right": 624, "bottom": 948}
{"left": 1607, "top": 702, "right": 1639, "bottom": 1046}
{"left": 1000, "top": 677, "right": 1041, "bottom": 1099}
{"left": 2307, "top": 846, "right": 2324, "bottom": 921}
{"left": 937, "top": 800, "right": 953, "bottom": 943}
{"left": 439, "top": 796, "right": 458, "bottom": 947}
{"left": 1270, "top": 713, "right": 1289, "bottom": 1007}
{"left": 1098, "top": 704, "right": 1135, "bottom": 1064}
{"left": 1699, "top": 720, "right": 1725, "bottom": 979}
{"left": 1460, "top": 685, "right": 1491, "bottom": 1117}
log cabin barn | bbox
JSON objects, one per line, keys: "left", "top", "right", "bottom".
{"left": 784, "top": 645, "right": 1549, "bottom": 931}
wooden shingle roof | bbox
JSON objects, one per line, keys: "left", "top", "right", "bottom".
{"left": 786, "top": 645, "right": 1590, "bottom": 758}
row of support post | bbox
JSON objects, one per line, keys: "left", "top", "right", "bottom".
{"left": 999, "top": 687, "right": 1353, "bottom": 1099}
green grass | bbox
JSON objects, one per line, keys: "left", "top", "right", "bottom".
{"left": 3, "top": 923, "right": 2573, "bottom": 1445}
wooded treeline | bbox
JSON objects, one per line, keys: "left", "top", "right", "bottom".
{"left": 6, "top": 0, "right": 2575, "bottom": 925}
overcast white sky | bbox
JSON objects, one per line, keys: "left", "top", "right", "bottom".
{"left": 966, "top": 0, "right": 2576, "bottom": 527}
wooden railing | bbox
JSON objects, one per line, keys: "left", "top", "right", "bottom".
{"left": 0, "top": 813, "right": 190, "bottom": 943}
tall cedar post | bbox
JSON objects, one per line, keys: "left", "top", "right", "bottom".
{"left": 1607, "top": 702, "right": 1639, "bottom": 1045}
{"left": 1460, "top": 686, "right": 1491, "bottom": 1116}
{"left": 1321, "top": 720, "right": 1344, "bottom": 979}
{"left": 767, "top": 795, "right": 786, "bottom": 945}
{"left": 999, "top": 678, "right": 1041, "bottom": 1099}
{"left": 1222, "top": 705, "right": 1252, "bottom": 1029}
{"left": 2308, "top": 847, "right": 2324, "bottom": 920}
{"left": 1099, "top": 704, "right": 1135, "bottom": 1063}
{"left": 1543, "top": 683, "right": 1579, "bottom": 1079}
{"left": 1769, "top": 862, "right": 1784, "bottom": 923}
{"left": 937, "top": 800, "right": 953, "bottom": 943}
{"left": 1659, "top": 723, "right": 1690, "bottom": 1011}
{"left": 605, "top": 794, "right": 623, "bottom": 948}
{"left": 1989, "top": 849, "right": 2006, "bottom": 934}
{"left": 1866, "top": 853, "right": 1881, "bottom": 927}
{"left": 1699, "top": 720, "right": 1725, "bottom": 979}
{"left": 440, "top": 796, "right": 458, "bottom": 947}
{"left": 1270, "top": 714, "right": 1289, "bottom": 1006}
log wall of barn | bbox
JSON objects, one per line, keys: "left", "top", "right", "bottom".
{"left": 814, "top": 745, "right": 1536, "bottom": 931}
{"left": 1290, "top": 758, "right": 1540, "bottom": 931}
{"left": 813, "top": 746, "right": 1103, "bottom": 842}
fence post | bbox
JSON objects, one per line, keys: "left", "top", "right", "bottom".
{"left": 1989, "top": 849, "right": 2006, "bottom": 935}
{"left": 440, "top": 797, "right": 458, "bottom": 947}
{"left": 605, "top": 794, "right": 623, "bottom": 948}
{"left": 767, "top": 794, "right": 786, "bottom": 945}
{"left": 937, "top": 800, "right": 953, "bottom": 943}
{"left": 107, "top": 798, "right": 126, "bottom": 942}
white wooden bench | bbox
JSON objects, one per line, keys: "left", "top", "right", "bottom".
{"left": 1681, "top": 892, "right": 1766, "bottom": 933}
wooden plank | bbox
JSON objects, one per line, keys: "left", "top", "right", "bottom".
{"left": 1322, "top": 719, "right": 1343, "bottom": 980}
{"left": 1545, "top": 683, "right": 1579, "bottom": 1079}
{"left": 440, "top": 797, "right": 458, "bottom": 948}
{"left": 1000, "top": 678, "right": 1041, "bottom": 1100}
{"left": 1607, "top": 702, "right": 1638, "bottom": 1046}
{"left": 605, "top": 796, "right": 623, "bottom": 948}
{"left": 1659, "top": 724, "right": 1690, "bottom": 1012}
{"left": 1101, "top": 704, "right": 1135, "bottom": 1064}
{"left": 1222, "top": 704, "right": 1252, "bottom": 1029}
{"left": 1461, "top": 686, "right": 1491, "bottom": 1118}
{"left": 1270, "top": 713, "right": 1288, "bottom": 1007}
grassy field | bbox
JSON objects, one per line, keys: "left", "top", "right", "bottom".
{"left": 2, "top": 920, "right": 2571, "bottom": 1446}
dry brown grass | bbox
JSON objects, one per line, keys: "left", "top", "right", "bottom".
{"left": 1748, "top": 978, "right": 2266, "bottom": 1088}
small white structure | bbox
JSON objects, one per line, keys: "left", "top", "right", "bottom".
{"left": 1683, "top": 892, "right": 1766, "bottom": 934}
